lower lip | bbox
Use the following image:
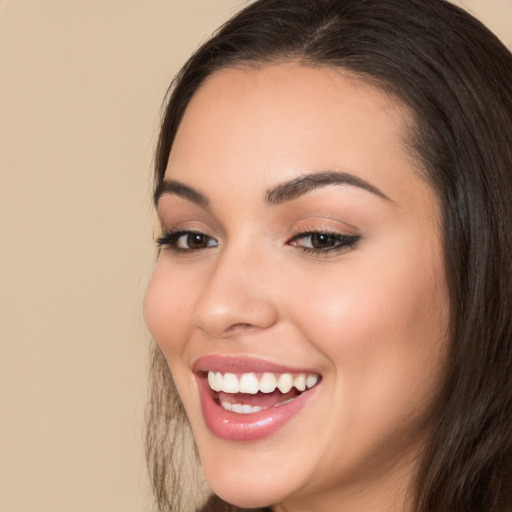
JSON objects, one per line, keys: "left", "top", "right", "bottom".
{"left": 197, "top": 376, "right": 319, "bottom": 441}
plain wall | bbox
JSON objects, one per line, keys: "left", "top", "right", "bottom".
{"left": 0, "top": 1, "right": 510, "bottom": 511}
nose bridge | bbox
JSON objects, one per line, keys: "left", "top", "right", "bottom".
{"left": 193, "top": 239, "right": 278, "bottom": 337}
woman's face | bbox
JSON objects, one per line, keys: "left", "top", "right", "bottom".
{"left": 145, "top": 64, "right": 449, "bottom": 511}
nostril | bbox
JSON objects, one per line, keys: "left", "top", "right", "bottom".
{"left": 225, "top": 323, "right": 261, "bottom": 335}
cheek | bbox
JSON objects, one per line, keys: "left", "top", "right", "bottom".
{"left": 144, "top": 260, "right": 194, "bottom": 360}
{"left": 144, "top": 261, "right": 205, "bottom": 414}
{"left": 283, "top": 249, "right": 449, "bottom": 479}
{"left": 288, "top": 243, "right": 449, "bottom": 411}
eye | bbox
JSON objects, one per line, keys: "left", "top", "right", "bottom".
{"left": 288, "top": 231, "right": 360, "bottom": 255}
{"left": 156, "top": 230, "right": 218, "bottom": 254}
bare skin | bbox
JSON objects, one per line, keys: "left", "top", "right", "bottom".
{"left": 145, "top": 64, "right": 449, "bottom": 512}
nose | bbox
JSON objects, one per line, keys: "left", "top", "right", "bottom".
{"left": 192, "top": 246, "right": 279, "bottom": 338}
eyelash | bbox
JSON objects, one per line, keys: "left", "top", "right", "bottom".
{"left": 288, "top": 230, "right": 360, "bottom": 255}
{"left": 156, "top": 229, "right": 360, "bottom": 256}
{"left": 156, "top": 230, "right": 218, "bottom": 255}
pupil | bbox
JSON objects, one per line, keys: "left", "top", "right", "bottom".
{"left": 312, "top": 233, "right": 335, "bottom": 249}
{"left": 189, "top": 233, "right": 207, "bottom": 248}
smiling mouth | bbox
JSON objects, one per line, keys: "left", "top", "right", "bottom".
{"left": 206, "top": 371, "right": 321, "bottom": 414}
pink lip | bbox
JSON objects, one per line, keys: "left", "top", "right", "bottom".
{"left": 193, "top": 354, "right": 318, "bottom": 375}
{"left": 193, "top": 355, "right": 321, "bottom": 442}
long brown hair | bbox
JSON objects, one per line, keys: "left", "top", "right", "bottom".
{"left": 146, "top": 1, "right": 512, "bottom": 510}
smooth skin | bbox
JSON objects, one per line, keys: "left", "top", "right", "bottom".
{"left": 145, "top": 64, "right": 450, "bottom": 512}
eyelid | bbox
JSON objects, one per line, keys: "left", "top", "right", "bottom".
{"left": 289, "top": 218, "right": 360, "bottom": 237}
{"left": 286, "top": 231, "right": 360, "bottom": 257}
{"left": 157, "top": 218, "right": 217, "bottom": 240}
{"left": 156, "top": 228, "right": 218, "bottom": 254}
{"left": 286, "top": 220, "right": 361, "bottom": 257}
{"left": 287, "top": 229, "right": 359, "bottom": 243}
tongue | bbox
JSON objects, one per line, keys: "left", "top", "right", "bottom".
{"left": 218, "top": 389, "right": 301, "bottom": 407}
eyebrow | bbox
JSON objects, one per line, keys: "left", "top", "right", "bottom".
{"left": 154, "top": 179, "right": 209, "bottom": 208}
{"left": 154, "top": 170, "right": 390, "bottom": 208}
{"left": 265, "top": 171, "right": 390, "bottom": 205}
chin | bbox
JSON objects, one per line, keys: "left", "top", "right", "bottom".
{"left": 206, "top": 474, "right": 285, "bottom": 509}
{"left": 198, "top": 443, "right": 300, "bottom": 510}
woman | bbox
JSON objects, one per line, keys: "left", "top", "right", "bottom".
{"left": 144, "top": 0, "right": 512, "bottom": 511}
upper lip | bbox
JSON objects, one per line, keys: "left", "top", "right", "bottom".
{"left": 192, "top": 354, "right": 320, "bottom": 375}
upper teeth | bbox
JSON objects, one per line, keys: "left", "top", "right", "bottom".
{"left": 207, "top": 371, "right": 319, "bottom": 394}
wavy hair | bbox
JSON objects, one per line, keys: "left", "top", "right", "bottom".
{"left": 146, "top": 1, "right": 512, "bottom": 510}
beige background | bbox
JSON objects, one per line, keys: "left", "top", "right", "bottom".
{"left": 0, "top": 1, "right": 510, "bottom": 512}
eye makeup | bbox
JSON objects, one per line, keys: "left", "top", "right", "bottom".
{"left": 287, "top": 230, "right": 360, "bottom": 256}
{"left": 156, "top": 229, "right": 218, "bottom": 255}
{"left": 156, "top": 226, "right": 360, "bottom": 258}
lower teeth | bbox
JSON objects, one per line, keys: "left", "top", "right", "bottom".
{"left": 220, "top": 396, "right": 297, "bottom": 414}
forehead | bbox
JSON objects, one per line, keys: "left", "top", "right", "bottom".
{"left": 166, "top": 63, "right": 430, "bottom": 209}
